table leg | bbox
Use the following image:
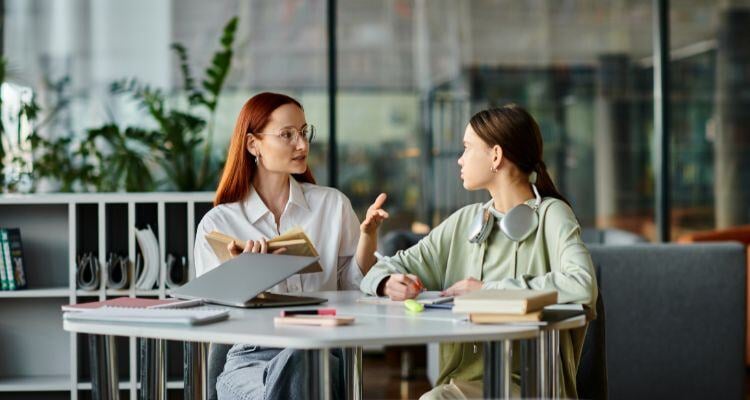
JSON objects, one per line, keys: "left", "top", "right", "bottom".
{"left": 483, "top": 340, "right": 511, "bottom": 399}
{"left": 89, "top": 334, "right": 119, "bottom": 400}
{"left": 519, "top": 338, "right": 539, "bottom": 398}
{"left": 139, "top": 339, "right": 166, "bottom": 400}
{"left": 305, "top": 349, "right": 332, "bottom": 400}
{"left": 343, "top": 347, "right": 363, "bottom": 400}
{"left": 550, "top": 329, "right": 561, "bottom": 399}
{"left": 183, "top": 342, "right": 207, "bottom": 400}
{"left": 539, "top": 331, "right": 549, "bottom": 398}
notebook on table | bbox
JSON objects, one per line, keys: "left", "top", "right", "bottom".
{"left": 63, "top": 307, "right": 229, "bottom": 326}
{"left": 170, "top": 252, "right": 327, "bottom": 308}
{"left": 468, "top": 304, "right": 586, "bottom": 325}
{"left": 452, "top": 289, "right": 558, "bottom": 314}
{"left": 62, "top": 297, "right": 178, "bottom": 312}
{"left": 357, "top": 291, "right": 454, "bottom": 306}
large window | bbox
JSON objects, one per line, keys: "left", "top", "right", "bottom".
{"left": 669, "top": 0, "right": 750, "bottom": 238}
{"left": 2, "top": 0, "right": 329, "bottom": 190}
{"left": 336, "top": 1, "right": 656, "bottom": 239}
{"left": 4, "top": 0, "right": 750, "bottom": 240}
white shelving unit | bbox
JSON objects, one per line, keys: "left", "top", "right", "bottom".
{"left": 0, "top": 192, "right": 214, "bottom": 400}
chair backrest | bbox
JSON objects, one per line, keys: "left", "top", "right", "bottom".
{"left": 576, "top": 267, "right": 608, "bottom": 399}
{"left": 207, "top": 343, "right": 232, "bottom": 400}
{"left": 380, "top": 230, "right": 425, "bottom": 256}
{"left": 581, "top": 228, "right": 647, "bottom": 245}
{"left": 586, "top": 243, "right": 746, "bottom": 400}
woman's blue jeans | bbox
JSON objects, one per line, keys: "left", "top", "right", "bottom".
{"left": 217, "top": 344, "right": 345, "bottom": 400}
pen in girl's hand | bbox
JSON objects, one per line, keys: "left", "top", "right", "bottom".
{"left": 374, "top": 251, "right": 425, "bottom": 292}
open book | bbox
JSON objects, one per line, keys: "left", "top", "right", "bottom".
{"left": 205, "top": 227, "right": 322, "bottom": 274}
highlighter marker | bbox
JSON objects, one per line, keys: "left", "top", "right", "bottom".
{"left": 280, "top": 308, "right": 336, "bottom": 317}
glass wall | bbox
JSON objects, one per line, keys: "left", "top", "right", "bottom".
{"left": 2, "top": 0, "right": 328, "bottom": 191}
{"left": 669, "top": 0, "right": 750, "bottom": 239}
{"left": 337, "top": 0, "right": 656, "bottom": 240}
{"left": 3, "top": 0, "right": 750, "bottom": 241}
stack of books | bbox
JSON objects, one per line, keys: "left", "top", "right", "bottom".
{"left": 453, "top": 289, "right": 559, "bottom": 324}
{"left": 0, "top": 228, "right": 27, "bottom": 290}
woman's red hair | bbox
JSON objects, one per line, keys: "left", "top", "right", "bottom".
{"left": 214, "top": 92, "right": 316, "bottom": 206}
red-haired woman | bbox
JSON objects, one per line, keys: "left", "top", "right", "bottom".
{"left": 194, "top": 92, "right": 388, "bottom": 400}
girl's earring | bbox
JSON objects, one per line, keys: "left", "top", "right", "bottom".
{"left": 490, "top": 166, "right": 497, "bottom": 173}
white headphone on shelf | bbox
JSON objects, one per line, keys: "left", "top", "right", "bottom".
{"left": 468, "top": 172, "right": 542, "bottom": 243}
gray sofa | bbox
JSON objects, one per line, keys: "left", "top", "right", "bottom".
{"left": 580, "top": 243, "right": 746, "bottom": 399}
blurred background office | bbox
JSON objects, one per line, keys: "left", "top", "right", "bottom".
{"left": 4, "top": 0, "right": 750, "bottom": 240}
{"left": 3, "top": 0, "right": 750, "bottom": 398}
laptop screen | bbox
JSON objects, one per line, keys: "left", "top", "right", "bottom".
{"left": 170, "top": 253, "right": 319, "bottom": 307}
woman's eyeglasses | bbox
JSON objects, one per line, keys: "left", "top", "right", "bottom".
{"left": 249, "top": 125, "right": 315, "bottom": 145}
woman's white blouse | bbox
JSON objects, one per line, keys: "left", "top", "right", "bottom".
{"left": 194, "top": 179, "right": 364, "bottom": 292}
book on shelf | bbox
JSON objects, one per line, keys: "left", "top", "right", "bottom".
{"left": 134, "top": 225, "right": 160, "bottom": 290}
{"left": 452, "top": 289, "right": 558, "bottom": 315}
{"left": 205, "top": 227, "right": 322, "bottom": 274}
{"left": 0, "top": 228, "right": 27, "bottom": 290}
{"left": 0, "top": 229, "right": 7, "bottom": 290}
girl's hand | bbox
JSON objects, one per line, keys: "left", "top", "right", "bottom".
{"left": 382, "top": 273, "right": 424, "bottom": 301}
{"left": 227, "top": 238, "right": 286, "bottom": 257}
{"left": 441, "top": 277, "right": 483, "bottom": 297}
{"left": 361, "top": 193, "right": 389, "bottom": 235}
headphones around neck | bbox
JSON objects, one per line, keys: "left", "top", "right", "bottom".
{"left": 468, "top": 182, "right": 542, "bottom": 244}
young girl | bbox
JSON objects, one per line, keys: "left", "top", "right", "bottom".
{"left": 360, "top": 104, "right": 597, "bottom": 399}
{"left": 194, "top": 92, "right": 388, "bottom": 400}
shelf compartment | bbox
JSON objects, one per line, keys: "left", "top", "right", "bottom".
{"left": 0, "top": 288, "right": 69, "bottom": 298}
{"left": 76, "top": 380, "right": 184, "bottom": 390}
{"left": 0, "top": 375, "right": 70, "bottom": 392}
{"left": 75, "top": 290, "right": 101, "bottom": 297}
{"left": 0, "top": 298, "right": 71, "bottom": 385}
{"left": 0, "top": 204, "right": 69, "bottom": 289}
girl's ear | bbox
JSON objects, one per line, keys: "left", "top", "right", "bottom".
{"left": 491, "top": 145, "right": 503, "bottom": 170}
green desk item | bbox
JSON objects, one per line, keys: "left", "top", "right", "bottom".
{"left": 404, "top": 299, "right": 424, "bottom": 313}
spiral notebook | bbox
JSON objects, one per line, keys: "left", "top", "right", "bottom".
{"left": 63, "top": 306, "right": 229, "bottom": 326}
{"left": 62, "top": 297, "right": 179, "bottom": 312}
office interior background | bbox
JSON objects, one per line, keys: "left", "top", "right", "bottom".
{"left": 5, "top": 0, "right": 750, "bottom": 240}
{"left": 2, "top": 0, "right": 750, "bottom": 399}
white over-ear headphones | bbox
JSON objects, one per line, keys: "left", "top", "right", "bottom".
{"left": 468, "top": 173, "right": 542, "bottom": 243}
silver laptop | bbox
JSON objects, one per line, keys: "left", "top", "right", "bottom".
{"left": 171, "top": 253, "right": 326, "bottom": 308}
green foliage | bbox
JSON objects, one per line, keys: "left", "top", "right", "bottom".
{"left": 0, "top": 58, "right": 47, "bottom": 192}
{"left": 0, "top": 58, "right": 7, "bottom": 189}
{"left": 23, "top": 15, "right": 239, "bottom": 193}
{"left": 105, "top": 15, "right": 238, "bottom": 191}
{"left": 28, "top": 130, "right": 97, "bottom": 192}
{"left": 26, "top": 76, "right": 103, "bottom": 192}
